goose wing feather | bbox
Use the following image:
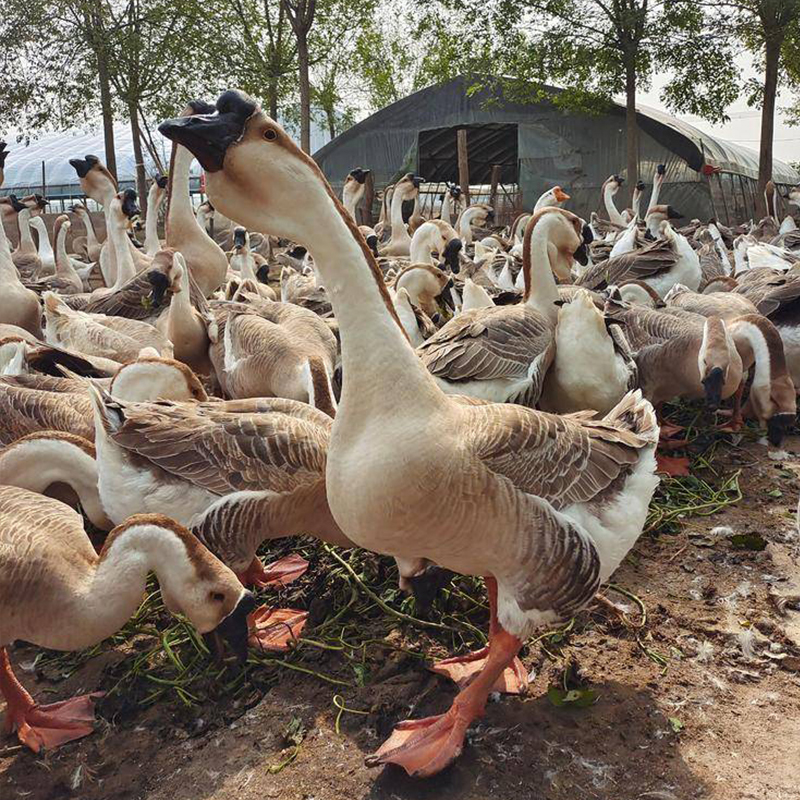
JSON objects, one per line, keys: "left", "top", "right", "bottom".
{"left": 417, "top": 306, "right": 553, "bottom": 382}
{"left": 105, "top": 398, "right": 330, "bottom": 495}
{"left": 577, "top": 239, "right": 675, "bottom": 290}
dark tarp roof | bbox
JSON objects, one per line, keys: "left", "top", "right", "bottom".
{"left": 314, "top": 76, "right": 799, "bottom": 224}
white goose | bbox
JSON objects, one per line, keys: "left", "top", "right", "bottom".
{"left": 144, "top": 174, "right": 168, "bottom": 256}
{"left": 380, "top": 173, "right": 424, "bottom": 257}
{"left": 0, "top": 485, "right": 253, "bottom": 752}
{"left": 161, "top": 91, "right": 661, "bottom": 777}
{"left": 601, "top": 174, "right": 626, "bottom": 227}
{"left": 342, "top": 167, "right": 370, "bottom": 221}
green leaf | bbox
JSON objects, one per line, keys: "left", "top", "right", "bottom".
{"left": 767, "top": 489, "right": 783, "bottom": 498}
{"left": 669, "top": 716, "right": 684, "bottom": 733}
{"left": 547, "top": 687, "right": 599, "bottom": 708}
{"left": 729, "top": 533, "right": 767, "bottom": 551}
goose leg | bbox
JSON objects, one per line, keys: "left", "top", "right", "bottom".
{"left": 431, "top": 578, "right": 528, "bottom": 694}
{"left": 716, "top": 383, "right": 745, "bottom": 432}
{"left": 0, "top": 648, "right": 99, "bottom": 753}
{"left": 366, "top": 621, "right": 522, "bottom": 777}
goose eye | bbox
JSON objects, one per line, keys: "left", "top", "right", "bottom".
{"left": 210, "top": 591, "right": 225, "bottom": 603}
{"left": 264, "top": 128, "right": 277, "bottom": 141}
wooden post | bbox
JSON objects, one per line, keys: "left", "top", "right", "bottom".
{"left": 361, "top": 171, "right": 375, "bottom": 226}
{"left": 457, "top": 129, "right": 470, "bottom": 206}
{"left": 489, "top": 164, "right": 502, "bottom": 215}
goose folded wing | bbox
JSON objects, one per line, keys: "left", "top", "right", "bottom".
{"left": 577, "top": 239, "right": 675, "bottom": 290}
{"left": 465, "top": 403, "right": 648, "bottom": 508}
{"left": 417, "top": 307, "right": 553, "bottom": 382}
{"left": 107, "top": 400, "right": 328, "bottom": 494}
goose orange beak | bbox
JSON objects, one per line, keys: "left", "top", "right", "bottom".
{"left": 554, "top": 187, "right": 570, "bottom": 202}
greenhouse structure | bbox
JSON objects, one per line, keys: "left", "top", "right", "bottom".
{"left": 314, "top": 76, "right": 800, "bottom": 226}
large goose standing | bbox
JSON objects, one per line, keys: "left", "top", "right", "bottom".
{"left": 0, "top": 486, "right": 253, "bottom": 752}
{"left": 0, "top": 207, "right": 43, "bottom": 338}
{"left": 160, "top": 91, "right": 660, "bottom": 777}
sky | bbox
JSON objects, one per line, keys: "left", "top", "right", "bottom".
{"left": 635, "top": 58, "right": 799, "bottom": 165}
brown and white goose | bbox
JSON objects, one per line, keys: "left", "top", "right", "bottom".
{"left": 229, "top": 227, "right": 276, "bottom": 301}
{"left": 0, "top": 485, "right": 252, "bottom": 752}
{"left": 645, "top": 164, "right": 682, "bottom": 237}
{"left": 416, "top": 207, "right": 577, "bottom": 406}
{"left": 160, "top": 91, "right": 661, "bottom": 776}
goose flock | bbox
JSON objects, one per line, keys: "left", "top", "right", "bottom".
{"left": 0, "top": 100, "right": 799, "bottom": 776}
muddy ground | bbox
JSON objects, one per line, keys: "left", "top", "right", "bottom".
{"left": 2, "top": 430, "right": 800, "bottom": 800}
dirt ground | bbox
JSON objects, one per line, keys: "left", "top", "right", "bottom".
{"left": 2, "top": 431, "right": 800, "bottom": 800}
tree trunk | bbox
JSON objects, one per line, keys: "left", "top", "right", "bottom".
{"left": 297, "top": 30, "right": 311, "bottom": 152}
{"left": 326, "top": 108, "right": 336, "bottom": 140}
{"left": 128, "top": 102, "right": 148, "bottom": 218}
{"left": 97, "top": 54, "right": 118, "bottom": 182}
{"left": 268, "top": 80, "right": 279, "bottom": 119}
{"left": 625, "top": 60, "right": 638, "bottom": 206}
{"left": 757, "top": 36, "right": 782, "bottom": 218}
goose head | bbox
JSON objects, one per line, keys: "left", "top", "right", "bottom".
{"left": 149, "top": 173, "right": 169, "bottom": 206}
{"left": 535, "top": 185, "right": 570, "bottom": 210}
{"left": 69, "top": 154, "right": 117, "bottom": 205}
{"left": 343, "top": 167, "right": 370, "bottom": 208}
{"left": 232, "top": 225, "right": 249, "bottom": 254}
{"left": 697, "top": 317, "right": 733, "bottom": 409}
{"left": 788, "top": 185, "right": 800, "bottom": 208}
{"left": 394, "top": 264, "right": 454, "bottom": 317}
{"left": 110, "top": 352, "right": 209, "bottom": 402}
{"left": 108, "top": 188, "right": 141, "bottom": 233}
{"left": 603, "top": 174, "right": 624, "bottom": 196}
{"left": 111, "top": 516, "right": 256, "bottom": 658}
{"left": 358, "top": 225, "right": 380, "bottom": 257}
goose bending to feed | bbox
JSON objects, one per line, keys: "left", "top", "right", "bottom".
{"left": 0, "top": 485, "right": 253, "bottom": 752}
{"left": 0, "top": 208, "right": 43, "bottom": 338}
{"left": 160, "top": 91, "right": 661, "bottom": 776}
{"left": 0, "top": 431, "right": 112, "bottom": 529}
{"left": 144, "top": 175, "right": 168, "bottom": 256}
{"left": 416, "top": 208, "right": 578, "bottom": 406}
{"left": 408, "top": 219, "right": 462, "bottom": 271}
{"left": 456, "top": 204, "right": 494, "bottom": 246}
{"left": 342, "top": 167, "right": 370, "bottom": 221}
{"left": 392, "top": 263, "right": 454, "bottom": 318}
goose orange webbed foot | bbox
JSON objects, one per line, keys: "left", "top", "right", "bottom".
{"left": 656, "top": 454, "right": 691, "bottom": 477}
{"left": 248, "top": 606, "right": 308, "bottom": 651}
{"left": 365, "top": 705, "right": 475, "bottom": 777}
{"left": 431, "top": 648, "right": 528, "bottom": 694}
{"left": 4, "top": 693, "right": 102, "bottom": 753}
{"left": 236, "top": 554, "right": 309, "bottom": 589}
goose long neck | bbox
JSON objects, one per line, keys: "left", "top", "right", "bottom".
{"left": 522, "top": 215, "right": 561, "bottom": 324}
{"left": 409, "top": 228, "right": 434, "bottom": 264}
{"left": 0, "top": 437, "right": 112, "bottom": 529}
{"left": 305, "top": 190, "right": 444, "bottom": 412}
{"left": 81, "top": 210, "right": 99, "bottom": 246}
{"left": 648, "top": 176, "right": 662, "bottom": 213}
{"left": 85, "top": 523, "right": 198, "bottom": 641}
{"left": 17, "top": 211, "right": 34, "bottom": 248}
{"left": 390, "top": 188, "right": 409, "bottom": 238}
{"left": 441, "top": 194, "right": 453, "bottom": 221}
{"left": 0, "top": 216, "right": 19, "bottom": 281}
{"left": 603, "top": 185, "right": 623, "bottom": 225}
{"left": 167, "top": 145, "right": 200, "bottom": 236}
{"left": 55, "top": 225, "right": 72, "bottom": 275}
{"left": 33, "top": 221, "right": 54, "bottom": 260}
{"left": 107, "top": 212, "right": 136, "bottom": 289}
{"left": 145, "top": 185, "right": 162, "bottom": 254}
